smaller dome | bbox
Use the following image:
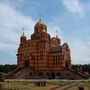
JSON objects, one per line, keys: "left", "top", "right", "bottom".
{"left": 63, "top": 43, "right": 68, "bottom": 47}
{"left": 62, "top": 42, "right": 70, "bottom": 51}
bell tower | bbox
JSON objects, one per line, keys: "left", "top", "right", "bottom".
{"left": 20, "top": 32, "right": 27, "bottom": 45}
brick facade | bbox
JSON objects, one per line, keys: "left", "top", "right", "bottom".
{"left": 17, "top": 19, "right": 71, "bottom": 79}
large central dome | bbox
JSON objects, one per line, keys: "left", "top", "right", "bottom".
{"left": 34, "top": 19, "right": 47, "bottom": 33}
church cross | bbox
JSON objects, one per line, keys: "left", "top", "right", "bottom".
{"left": 22, "top": 27, "right": 25, "bottom": 36}
{"left": 56, "top": 30, "right": 58, "bottom": 38}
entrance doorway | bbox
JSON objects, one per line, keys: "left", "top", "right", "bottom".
{"left": 25, "top": 61, "right": 29, "bottom": 68}
{"left": 65, "top": 61, "right": 69, "bottom": 68}
{"left": 51, "top": 72, "right": 55, "bottom": 79}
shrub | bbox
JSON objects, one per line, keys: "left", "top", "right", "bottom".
{"left": 0, "top": 72, "right": 4, "bottom": 81}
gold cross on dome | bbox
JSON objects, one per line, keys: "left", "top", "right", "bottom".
{"left": 22, "top": 27, "right": 25, "bottom": 36}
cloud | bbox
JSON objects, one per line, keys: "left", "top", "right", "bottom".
{"left": 0, "top": 42, "right": 16, "bottom": 55}
{"left": 48, "top": 25, "right": 62, "bottom": 37}
{"left": 0, "top": 2, "right": 62, "bottom": 64}
{"left": 0, "top": 2, "right": 36, "bottom": 60}
{"left": 1, "top": 1, "right": 89, "bottom": 65}
{"left": 70, "top": 39, "right": 90, "bottom": 64}
{"left": 16, "top": 0, "right": 23, "bottom": 3}
{"left": 62, "top": 0, "right": 84, "bottom": 15}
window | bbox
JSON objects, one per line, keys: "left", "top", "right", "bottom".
{"left": 53, "top": 56, "right": 59, "bottom": 66}
{"left": 58, "top": 60, "right": 60, "bottom": 65}
{"left": 53, "top": 56, "right": 60, "bottom": 66}
{"left": 56, "top": 59, "right": 57, "bottom": 66}
{"left": 40, "top": 51, "right": 43, "bottom": 60}
{"left": 53, "top": 59, "right": 55, "bottom": 66}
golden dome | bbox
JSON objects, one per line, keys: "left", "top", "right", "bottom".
{"left": 43, "top": 29, "right": 46, "bottom": 33}
{"left": 34, "top": 19, "right": 47, "bottom": 33}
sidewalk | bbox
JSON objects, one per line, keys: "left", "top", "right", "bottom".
{"left": 54, "top": 82, "right": 79, "bottom": 90}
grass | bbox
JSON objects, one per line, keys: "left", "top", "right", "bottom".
{"left": 1, "top": 80, "right": 89, "bottom": 90}
{"left": 0, "top": 81, "right": 68, "bottom": 90}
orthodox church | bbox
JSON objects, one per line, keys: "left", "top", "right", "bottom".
{"left": 7, "top": 19, "right": 89, "bottom": 79}
{"left": 17, "top": 18, "right": 71, "bottom": 79}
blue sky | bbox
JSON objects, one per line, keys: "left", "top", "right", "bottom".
{"left": 0, "top": 0, "right": 90, "bottom": 64}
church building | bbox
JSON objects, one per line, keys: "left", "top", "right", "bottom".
{"left": 16, "top": 19, "right": 71, "bottom": 79}
{"left": 6, "top": 19, "right": 89, "bottom": 79}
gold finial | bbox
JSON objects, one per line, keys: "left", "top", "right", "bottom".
{"left": 39, "top": 13, "right": 42, "bottom": 21}
{"left": 22, "top": 27, "right": 25, "bottom": 36}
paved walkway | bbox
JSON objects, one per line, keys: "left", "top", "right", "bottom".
{"left": 66, "top": 85, "right": 89, "bottom": 90}
{"left": 55, "top": 82, "right": 79, "bottom": 90}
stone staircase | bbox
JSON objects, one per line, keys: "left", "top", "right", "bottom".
{"left": 14, "top": 68, "right": 30, "bottom": 79}
{"left": 6, "top": 67, "right": 89, "bottom": 79}
{"left": 6, "top": 68, "right": 20, "bottom": 79}
{"left": 69, "top": 68, "right": 89, "bottom": 79}
{"left": 59, "top": 68, "right": 89, "bottom": 80}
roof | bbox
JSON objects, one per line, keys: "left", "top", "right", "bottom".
{"left": 50, "top": 46, "right": 62, "bottom": 53}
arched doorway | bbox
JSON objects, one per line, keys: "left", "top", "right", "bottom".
{"left": 65, "top": 61, "right": 69, "bottom": 68}
{"left": 25, "top": 61, "right": 29, "bottom": 68}
{"left": 51, "top": 72, "right": 55, "bottom": 79}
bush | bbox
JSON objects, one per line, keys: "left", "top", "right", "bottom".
{"left": 0, "top": 72, "right": 4, "bottom": 81}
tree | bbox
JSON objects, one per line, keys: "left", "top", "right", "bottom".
{"left": 72, "top": 64, "right": 90, "bottom": 74}
{"left": 0, "top": 64, "right": 17, "bottom": 73}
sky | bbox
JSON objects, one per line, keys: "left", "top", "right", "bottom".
{"left": 0, "top": 0, "right": 90, "bottom": 64}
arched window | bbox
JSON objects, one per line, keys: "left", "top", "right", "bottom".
{"left": 65, "top": 61, "right": 69, "bottom": 68}
{"left": 53, "top": 59, "right": 55, "bottom": 66}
